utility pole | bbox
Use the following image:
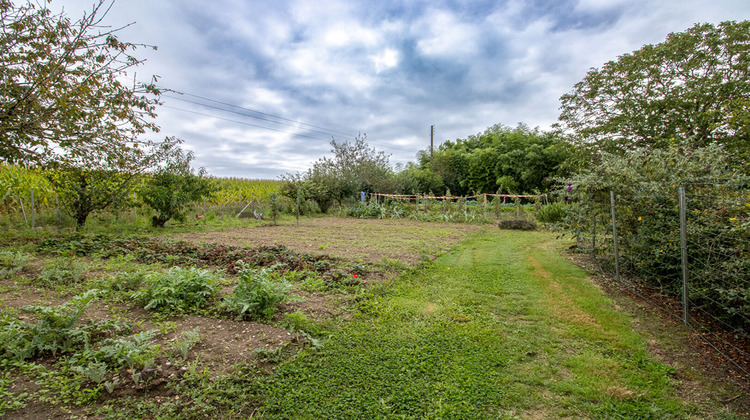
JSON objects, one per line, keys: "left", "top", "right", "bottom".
{"left": 430, "top": 125, "right": 434, "bottom": 167}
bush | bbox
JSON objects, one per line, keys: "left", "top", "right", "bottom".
{"left": 134, "top": 267, "right": 219, "bottom": 313}
{"left": 535, "top": 202, "right": 567, "bottom": 224}
{"left": 498, "top": 220, "right": 537, "bottom": 231}
{"left": 223, "top": 264, "right": 291, "bottom": 321}
{"left": 37, "top": 259, "right": 88, "bottom": 286}
{"left": 0, "top": 289, "right": 100, "bottom": 360}
{"left": 561, "top": 144, "right": 750, "bottom": 330}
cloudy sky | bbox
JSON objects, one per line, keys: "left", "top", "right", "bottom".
{"left": 51, "top": 0, "right": 750, "bottom": 178}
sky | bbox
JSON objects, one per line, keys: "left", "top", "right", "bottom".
{"left": 49, "top": 0, "right": 750, "bottom": 179}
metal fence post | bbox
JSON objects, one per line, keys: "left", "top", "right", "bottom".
{"left": 592, "top": 212, "right": 597, "bottom": 258}
{"left": 30, "top": 188, "right": 35, "bottom": 229}
{"left": 679, "top": 186, "right": 689, "bottom": 325}
{"left": 610, "top": 191, "right": 621, "bottom": 283}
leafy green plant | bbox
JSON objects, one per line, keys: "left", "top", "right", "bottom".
{"left": 171, "top": 327, "right": 201, "bottom": 360}
{"left": 109, "top": 270, "right": 149, "bottom": 292}
{"left": 223, "top": 264, "right": 291, "bottom": 320}
{"left": 134, "top": 267, "right": 219, "bottom": 313}
{"left": 0, "top": 289, "right": 100, "bottom": 360}
{"left": 0, "top": 251, "right": 29, "bottom": 279}
{"left": 140, "top": 148, "right": 214, "bottom": 228}
{"left": 37, "top": 258, "right": 87, "bottom": 287}
{"left": 85, "top": 329, "right": 159, "bottom": 372}
{"left": 74, "top": 361, "right": 108, "bottom": 384}
{"left": 535, "top": 201, "right": 568, "bottom": 224}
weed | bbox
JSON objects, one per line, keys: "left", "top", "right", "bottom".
{"left": 74, "top": 361, "right": 108, "bottom": 384}
{"left": 155, "top": 320, "right": 178, "bottom": 335}
{"left": 0, "top": 371, "right": 30, "bottom": 416}
{"left": 253, "top": 343, "right": 288, "bottom": 363}
{"left": 0, "top": 251, "right": 29, "bottom": 279}
{"left": 109, "top": 269, "right": 150, "bottom": 292}
{"left": 36, "top": 258, "right": 88, "bottom": 287}
{"left": 223, "top": 264, "right": 291, "bottom": 320}
{"left": 103, "top": 378, "right": 119, "bottom": 394}
{"left": 91, "top": 330, "right": 159, "bottom": 370}
{"left": 0, "top": 289, "right": 100, "bottom": 359}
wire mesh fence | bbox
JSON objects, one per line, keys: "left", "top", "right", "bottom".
{"left": 571, "top": 182, "right": 749, "bottom": 378}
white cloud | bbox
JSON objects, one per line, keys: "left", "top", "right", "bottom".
{"left": 371, "top": 48, "right": 399, "bottom": 73}
{"left": 415, "top": 10, "right": 480, "bottom": 57}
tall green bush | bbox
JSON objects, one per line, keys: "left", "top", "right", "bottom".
{"left": 562, "top": 144, "right": 749, "bottom": 331}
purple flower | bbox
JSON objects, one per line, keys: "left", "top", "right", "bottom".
{"left": 567, "top": 183, "right": 573, "bottom": 193}
{"left": 706, "top": 165, "right": 711, "bottom": 169}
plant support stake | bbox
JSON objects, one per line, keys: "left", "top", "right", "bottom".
{"left": 679, "top": 186, "right": 689, "bottom": 325}
{"left": 30, "top": 188, "right": 35, "bottom": 229}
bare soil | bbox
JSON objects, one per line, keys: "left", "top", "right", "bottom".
{"left": 172, "top": 217, "right": 488, "bottom": 265}
{"left": 1, "top": 218, "right": 490, "bottom": 419}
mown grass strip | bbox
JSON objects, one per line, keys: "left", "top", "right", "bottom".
{"left": 257, "top": 230, "right": 689, "bottom": 419}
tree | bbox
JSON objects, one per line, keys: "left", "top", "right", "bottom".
{"left": 558, "top": 21, "right": 750, "bottom": 164}
{"left": 420, "top": 124, "right": 570, "bottom": 195}
{"left": 140, "top": 148, "right": 214, "bottom": 228}
{"left": 0, "top": 0, "right": 161, "bottom": 166}
{"left": 46, "top": 136, "right": 181, "bottom": 229}
{"left": 283, "top": 136, "right": 395, "bottom": 212}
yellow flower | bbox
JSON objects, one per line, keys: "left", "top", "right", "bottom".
{"left": 637, "top": 216, "right": 642, "bottom": 221}
{"left": 729, "top": 218, "right": 737, "bottom": 222}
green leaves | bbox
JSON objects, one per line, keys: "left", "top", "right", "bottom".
{"left": 223, "top": 264, "right": 291, "bottom": 321}
{"left": 140, "top": 147, "right": 214, "bottom": 227}
{"left": 559, "top": 21, "right": 750, "bottom": 166}
{"left": 0, "top": 0, "right": 161, "bottom": 166}
{"left": 134, "top": 267, "right": 219, "bottom": 313}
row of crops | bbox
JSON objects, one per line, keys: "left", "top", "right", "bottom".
{"left": 0, "top": 164, "right": 283, "bottom": 228}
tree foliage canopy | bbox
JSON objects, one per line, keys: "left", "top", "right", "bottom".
{"left": 558, "top": 21, "right": 750, "bottom": 163}
{"left": 420, "top": 124, "right": 570, "bottom": 195}
{"left": 0, "top": 0, "right": 161, "bottom": 166}
{"left": 140, "top": 146, "right": 214, "bottom": 228}
{"left": 282, "top": 135, "right": 395, "bottom": 212}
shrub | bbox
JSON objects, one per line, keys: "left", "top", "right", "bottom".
{"left": 535, "top": 202, "right": 567, "bottom": 224}
{"left": 223, "top": 264, "right": 291, "bottom": 321}
{"left": 561, "top": 144, "right": 750, "bottom": 330}
{"left": 498, "top": 219, "right": 537, "bottom": 231}
{"left": 134, "top": 267, "right": 219, "bottom": 313}
{"left": 0, "top": 289, "right": 100, "bottom": 360}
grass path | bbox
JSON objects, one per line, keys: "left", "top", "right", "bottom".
{"left": 257, "top": 230, "right": 693, "bottom": 419}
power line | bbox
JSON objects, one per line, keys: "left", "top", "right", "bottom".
{"left": 163, "top": 94, "right": 356, "bottom": 141}
{"left": 159, "top": 89, "right": 419, "bottom": 155}
{"left": 162, "top": 105, "right": 333, "bottom": 142}
{"left": 163, "top": 89, "right": 358, "bottom": 138}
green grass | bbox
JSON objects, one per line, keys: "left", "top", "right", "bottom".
{"left": 256, "top": 230, "right": 689, "bottom": 419}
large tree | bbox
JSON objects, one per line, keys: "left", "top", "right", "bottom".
{"left": 558, "top": 21, "right": 750, "bottom": 164}
{"left": 421, "top": 124, "right": 570, "bottom": 195}
{"left": 0, "top": 0, "right": 161, "bottom": 166}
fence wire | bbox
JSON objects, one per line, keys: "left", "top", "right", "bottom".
{"left": 573, "top": 183, "right": 750, "bottom": 380}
